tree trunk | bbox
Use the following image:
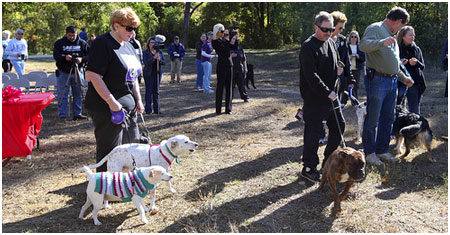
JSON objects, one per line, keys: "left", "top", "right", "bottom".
{"left": 182, "top": 2, "right": 191, "bottom": 46}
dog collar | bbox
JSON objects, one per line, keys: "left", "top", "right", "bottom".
{"left": 164, "top": 144, "right": 179, "bottom": 164}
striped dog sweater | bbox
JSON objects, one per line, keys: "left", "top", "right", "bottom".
{"left": 94, "top": 169, "right": 156, "bottom": 202}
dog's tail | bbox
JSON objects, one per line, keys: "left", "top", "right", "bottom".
{"left": 76, "top": 154, "right": 110, "bottom": 172}
{"left": 75, "top": 166, "right": 95, "bottom": 178}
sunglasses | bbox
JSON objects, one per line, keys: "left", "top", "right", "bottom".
{"left": 220, "top": 30, "right": 225, "bottom": 33}
{"left": 317, "top": 25, "right": 335, "bottom": 33}
{"left": 350, "top": 36, "right": 357, "bottom": 38}
{"left": 224, "top": 33, "right": 229, "bottom": 37}
{"left": 120, "top": 24, "right": 138, "bottom": 32}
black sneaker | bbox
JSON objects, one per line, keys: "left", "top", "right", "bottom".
{"left": 73, "top": 114, "right": 88, "bottom": 120}
{"left": 300, "top": 167, "right": 321, "bottom": 183}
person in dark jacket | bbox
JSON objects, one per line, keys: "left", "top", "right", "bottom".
{"left": 195, "top": 33, "right": 206, "bottom": 89}
{"left": 167, "top": 36, "right": 185, "bottom": 83}
{"left": 347, "top": 30, "right": 366, "bottom": 100}
{"left": 143, "top": 36, "right": 165, "bottom": 114}
{"left": 212, "top": 23, "right": 237, "bottom": 115}
{"left": 230, "top": 30, "right": 249, "bottom": 102}
{"left": 396, "top": 26, "right": 426, "bottom": 114}
{"left": 53, "top": 25, "right": 89, "bottom": 121}
{"left": 331, "top": 11, "right": 355, "bottom": 107}
{"left": 299, "top": 11, "right": 344, "bottom": 182}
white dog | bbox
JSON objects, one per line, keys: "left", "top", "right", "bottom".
{"left": 77, "top": 135, "right": 198, "bottom": 212}
{"left": 77, "top": 165, "right": 172, "bottom": 225}
{"left": 355, "top": 101, "right": 367, "bottom": 143}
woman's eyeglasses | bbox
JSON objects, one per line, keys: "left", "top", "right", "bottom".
{"left": 120, "top": 24, "right": 138, "bottom": 32}
{"left": 317, "top": 25, "right": 335, "bottom": 33}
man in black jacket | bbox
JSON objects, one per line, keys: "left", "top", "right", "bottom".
{"left": 299, "top": 11, "right": 344, "bottom": 182}
{"left": 53, "top": 25, "right": 89, "bottom": 121}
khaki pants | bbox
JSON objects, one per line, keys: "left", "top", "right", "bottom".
{"left": 170, "top": 58, "right": 182, "bottom": 82}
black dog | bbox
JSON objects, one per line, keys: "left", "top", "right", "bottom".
{"left": 392, "top": 105, "right": 434, "bottom": 162}
{"left": 246, "top": 64, "right": 256, "bottom": 89}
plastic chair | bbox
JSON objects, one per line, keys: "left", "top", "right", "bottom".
{"left": 4, "top": 72, "right": 19, "bottom": 80}
{"left": 21, "top": 74, "right": 40, "bottom": 93}
{"left": 35, "top": 76, "right": 57, "bottom": 93}
{"left": 5, "top": 78, "right": 30, "bottom": 93}
{"left": 28, "top": 71, "right": 48, "bottom": 79}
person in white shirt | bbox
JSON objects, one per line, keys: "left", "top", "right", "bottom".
{"left": 5, "top": 29, "right": 28, "bottom": 77}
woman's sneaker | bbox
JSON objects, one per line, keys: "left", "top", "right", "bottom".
{"left": 300, "top": 167, "right": 321, "bottom": 183}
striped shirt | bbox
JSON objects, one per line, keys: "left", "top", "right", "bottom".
{"left": 94, "top": 169, "right": 156, "bottom": 202}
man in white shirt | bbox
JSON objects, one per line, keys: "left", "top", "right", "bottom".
{"left": 5, "top": 29, "right": 28, "bottom": 77}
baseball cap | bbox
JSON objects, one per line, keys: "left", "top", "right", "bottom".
{"left": 207, "top": 31, "right": 213, "bottom": 36}
{"left": 174, "top": 36, "right": 179, "bottom": 41}
{"left": 15, "top": 29, "right": 24, "bottom": 35}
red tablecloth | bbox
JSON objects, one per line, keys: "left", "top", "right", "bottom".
{"left": 2, "top": 93, "right": 55, "bottom": 158}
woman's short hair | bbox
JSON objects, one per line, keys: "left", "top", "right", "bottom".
{"left": 2, "top": 30, "right": 11, "bottom": 39}
{"left": 314, "top": 11, "right": 333, "bottom": 26}
{"left": 110, "top": 7, "right": 141, "bottom": 29}
{"left": 396, "top": 26, "right": 415, "bottom": 46}
{"left": 331, "top": 11, "right": 347, "bottom": 25}
{"left": 212, "top": 23, "right": 224, "bottom": 40}
{"left": 347, "top": 31, "right": 360, "bottom": 44}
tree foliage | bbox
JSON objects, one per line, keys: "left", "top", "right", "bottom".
{"left": 2, "top": 2, "right": 447, "bottom": 61}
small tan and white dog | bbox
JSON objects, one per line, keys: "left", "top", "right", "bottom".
{"left": 77, "top": 135, "right": 198, "bottom": 212}
{"left": 355, "top": 101, "right": 367, "bottom": 143}
{"left": 77, "top": 165, "right": 172, "bottom": 225}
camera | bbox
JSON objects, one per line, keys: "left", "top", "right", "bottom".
{"left": 228, "top": 21, "right": 240, "bottom": 40}
{"left": 71, "top": 52, "right": 80, "bottom": 62}
{"left": 153, "top": 34, "right": 166, "bottom": 50}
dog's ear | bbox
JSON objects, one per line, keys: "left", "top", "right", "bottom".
{"left": 338, "top": 150, "right": 348, "bottom": 159}
{"left": 148, "top": 170, "right": 154, "bottom": 178}
{"left": 170, "top": 140, "right": 178, "bottom": 149}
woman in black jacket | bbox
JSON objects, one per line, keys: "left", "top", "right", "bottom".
{"left": 211, "top": 23, "right": 237, "bottom": 115}
{"left": 143, "top": 36, "right": 165, "bottom": 114}
{"left": 397, "top": 26, "right": 426, "bottom": 114}
{"left": 347, "top": 31, "right": 365, "bottom": 100}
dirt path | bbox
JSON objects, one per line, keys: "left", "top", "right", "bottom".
{"left": 2, "top": 51, "right": 447, "bottom": 232}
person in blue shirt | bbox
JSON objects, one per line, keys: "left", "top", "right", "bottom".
{"left": 79, "top": 27, "right": 88, "bottom": 41}
{"left": 167, "top": 36, "right": 185, "bottom": 83}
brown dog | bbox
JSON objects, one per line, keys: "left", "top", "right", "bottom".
{"left": 318, "top": 147, "right": 366, "bottom": 213}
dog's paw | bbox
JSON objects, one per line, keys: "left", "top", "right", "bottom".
{"left": 94, "top": 220, "right": 102, "bottom": 226}
{"left": 104, "top": 204, "right": 112, "bottom": 210}
{"left": 142, "top": 218, "right": 149, "bottom": 224}
{"left": 170, "top": 187, "right": 177, "bottom": 193}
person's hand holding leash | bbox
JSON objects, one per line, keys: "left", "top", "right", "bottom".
{"left": 403, "top": 76, "right": 414, "bottom": 88}
{"left": 110, "top": 109, "right": 127, "bottom": 125}
{"left": 328, "top": 91, "right": 338, "bottom": 101}
{"left": 136, "top": 100, "right": 145, "bottom": 114}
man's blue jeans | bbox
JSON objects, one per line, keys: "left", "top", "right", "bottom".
{"left": 202, "top": 61, "right": 212, "bottom": 92}
{"left": 10, "top": 59, "right": 26, "bottom": 77}
{"left": 57, "top": 70, "right": 83, "bottom": 118}
{"left": 363, "top": 74, "right": 398, "bottom": 155}
{"left": 195, "top": 59, "right": 204, "bottom": 89}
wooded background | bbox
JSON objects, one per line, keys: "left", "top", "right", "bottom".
{"left": 2, "top": 2, "right": 447, "bottom": 62}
